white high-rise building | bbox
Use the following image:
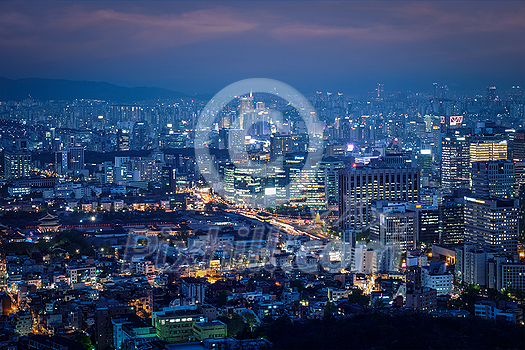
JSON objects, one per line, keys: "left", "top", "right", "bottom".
{"left": 464, "top": 197, "right": 518, "bottom": 255}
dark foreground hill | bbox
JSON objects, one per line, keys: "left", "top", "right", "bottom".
{"left": 257, "top": 313, "right": 525, "bottom": 350}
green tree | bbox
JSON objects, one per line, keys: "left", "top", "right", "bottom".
{"left": 324, "top": 301, "right": 337, "bottom": 319}
{"left": 219, "top": 313, "right": 247, "bottom": 337}
{"left": 373, "top": 298, "right": 386, "bottom": 309}
{"left": 74, "top": 334, "right": 93, "bottom": 350}
{"left": 217, "top": 290, "right": 228, "bottom": 307}
{"left": 348, "top": 288, "right": 370, "bottom": 306}
{"left": 244, "top": 312, "right": 259, "bottom": 331}
{"left": 100, "top": 240, "right": 113, "bottom": 256}
{"left": 460, "top": 286, "right": 480, "bottom": 313}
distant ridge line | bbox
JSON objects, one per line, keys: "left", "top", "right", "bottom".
{"left": 0, "top": 76, "right": 207, "bottom": 102}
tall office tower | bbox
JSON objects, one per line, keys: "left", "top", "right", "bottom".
{"left": 270, "top": 134, "right": 308, "bottom": 159}
{"left": 55, "top": 150, "right": 68, "bottom": 175}
{"left": 418, "top": 207, "right": 440, "bottom": 244}
{"left": 515, "top": 161, "right": 525, "bottom": 196}
{"left": 433, "top": 82, "right": 439, "bottom": 99}
{"left": 161, "top": 165, "right": 177, "bottom": 193}
{"left": 238, "top": 94, "right": 254, "bottom": 129}
{"left": 469, "top": 137, "right": 507, "bottom": 163}
{"left": 133, "top": 122, "right": 147, "bottom": 150}
{"left": 416, "top": 150, "right": 433, "bottom": 186}
{"left": 223, "top": 163, "right": 264, "bottom": 207}
{"left": 4, "top": 152, "right": 31, "bottom": 179}
{"left": 369, "top": 201, "right": 418, "bottom": 251}
{"left": 512, "top": 130, "right": 525, "bottom": 160}
{"left": 339, "top": 166, "right": 419, "bottom": 231}
{"left": 287, "top": 164, "right": 326, "bottom": 210}
{"left": 228, "top": 129, "right": 245, "bottom": 153}
{"left": 318, "top": 157, "right": 344, "bottom": 209}
{"left": 464, "top": 197, "right": 518, "bottom": 255}
{"left": 441, "top": 134, "right": 470, "bottom": 191}
{"left": 132, "top": 157, "right": 157, "bottom": 182}
{"left": 117, "top": 129, "right": 130, "bottom": 151}
{"left": 377, "top": 83, "right": 384, "bottom": 98}
{"left": 103, "top": 161, "right": 115, "bottom": 184}
{"left": 455, "top": 243, "right": 488, "bottom": 285}
{"left": 68, "top": 147, "right": 85, "bottom": 170}
{"left": 341, "top": 230, "right": 356, "bottom": 269}
{"left": 471, "top": 160, "right": 515, "bottom": 199}
{"left": 439, "top": 196, "right": 465, "bottom": 245}
{"left": 486, "top": 86, "right": 497, "bottom": 103}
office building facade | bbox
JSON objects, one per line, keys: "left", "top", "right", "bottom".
{"left": 464, "top": 197, "right": 518, "bottom": 255}
{"left": 441, "top": 134, "right": 470, "bottom": 191}
{"left": 471, "top": 160, "right": 514, "bottom": 199}
{"left": 339, "top": 167, "right": 419, "bottom": 231}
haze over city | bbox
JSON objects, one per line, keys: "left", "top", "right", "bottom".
{"left": 0, "top": 1, "right": 525, "bottom": 350}
{"left": 1, "top": 1, "right": 524, "bottom": 94}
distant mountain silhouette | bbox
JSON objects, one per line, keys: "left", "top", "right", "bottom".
{"left": 0, "top": 76, "right": 191, "bottom": 102}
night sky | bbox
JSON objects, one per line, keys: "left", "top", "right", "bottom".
{"left": 1, "top": 1, "right": 524, "bottom": 95}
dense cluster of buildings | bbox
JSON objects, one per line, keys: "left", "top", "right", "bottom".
{"left": 0, "top": 84, "right": 524, "bottom": 348}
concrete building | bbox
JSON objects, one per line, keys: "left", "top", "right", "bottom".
{"left": 4, "top": 151, "right": 31, "bottom": 179}
{"left": 181, "top": 278, "right": 207, "bottom": 305}
{"left": 405, "top": 287, "right": 437, "bottom": 312}
{"left": 136, "top": 261, "right": 155, "bottom": 275}
{"left": 66, "top": 265, "right": 96, "bottom": 285}
{"left": 464, "top": 197, "right": 518, "bottom": 255}
{"left": 475, "top": 301, "right": 523, "bottom": 324}
{"left": 455, "top": 244, "right": 487, "bottom": 285}
{"left": 422, "top": 262, "right": 453, "bottom": 296}
{"left": 152, "top": 306, "right": 205, "bottom": 343}
{"left": 192, "top": 320, "right": 227, "bottom": 341}
{"left": 339, "top": 167, "right": 419, "bottom": 231}
{"left": 441, "top": 134, "right": 470, "bottom": 191}
{"left": 369, "top": 201, "right": 418, "bottom": 251}
{"left": 439, "top": 197, "right": 465, "bottom": 245}
{"left": 112, "top": 314, "right": 158, "bottom": 350}
{"left": 68, "top": 147, "right": 85, "bottom": 170}
{"left": 471, "top": 160, "right": 515, "bottom": 199}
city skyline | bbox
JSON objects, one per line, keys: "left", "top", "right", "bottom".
{"left": 1, "top": 1, "right": 524, "bottom": 95}
{"left": 1, "top": 1, "right": 525, "bottom": 349}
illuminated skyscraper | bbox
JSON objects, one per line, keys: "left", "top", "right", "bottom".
{"left": 464, "top": 197, "right": 518, "bottom": 255}
{"left": 512, "top": 130, "right": 525, "bottom": 160}
{"left": 4, "top": 152, "right": 31, "bottom": 179}
{"left": 469, "top": 137, "right": 507, "bottom": 163}
{"left": 55, "top": 150, "right": 68, "bottom": 175}
{"left": 339, "top": 166, "right": 419, "bottom": 231}
{"left": 238, "top": 94, "right": 254, "bottom": 129}
{"left": 133, "top": 122, "right": 147, "bottom": 150}
{"left": 377, "top": 83, "right": 384, "bottom": 98}
{"left": 439, "top": 199, "right": 465, "bottom": 245}
{"left": 117, "top": 129, "right": 130, "bottom": 151}
{"left": 418, "top": 207, "right": 440, "bottom": 244}
{"left": 370, "top": 200, "right": 418, "bottom": 251}
{"left": 68, "top": 147, "right": 84, "bottom": 170}
{"left": 270, "top": 134, "right": 308, "bottom": 160}
{"left": 318, "top": 157, "right": 344, "bottom": 209}
{"left": 441, "top": 134, "right": 470, "bottom": 191}
{"left": 471, "top": 160, "right": 515, "bottom": 199}
{"left": 287, "top": 164, "right": 326, "bottom": 210}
